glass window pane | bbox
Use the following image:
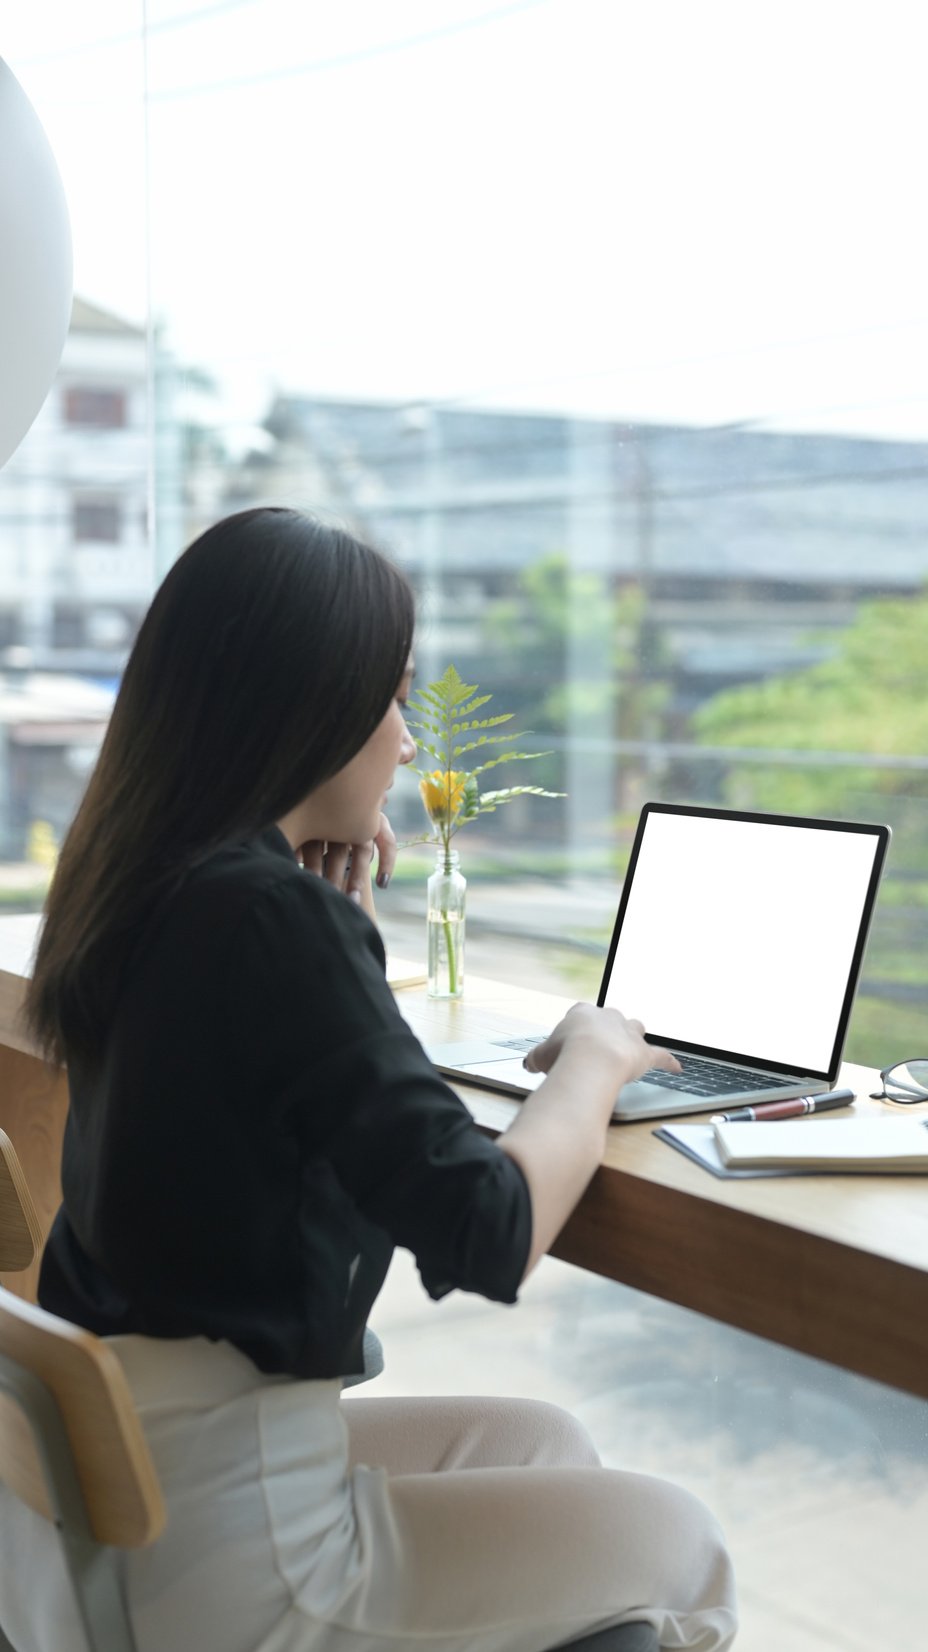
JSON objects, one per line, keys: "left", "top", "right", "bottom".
{"left": 3, "top": 9, "right": 927, "bottom": 1638}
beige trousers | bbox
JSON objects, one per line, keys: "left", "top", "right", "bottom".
{"left": 0, "top": 1337, "right": 737, "bottom": 1652}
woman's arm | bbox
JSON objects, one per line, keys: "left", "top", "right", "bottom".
{"left": 498, "top": 1004, "right": 680, "bottom": 1278}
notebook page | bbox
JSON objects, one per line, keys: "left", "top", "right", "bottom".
{"left": 713, "top": 1118, "right": 928, "bottom": 1170}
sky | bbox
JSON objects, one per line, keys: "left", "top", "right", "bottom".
{"left": 5, "top": 0, "right": 928, "bottom": 440}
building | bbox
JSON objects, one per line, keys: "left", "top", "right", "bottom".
{"left": 224, "top": 394, "right": 928, "bottom": 836}
{"left": 0, "top": 295, "right": 155, "bottom": 676}
{"left": 0, "top": 296, "right": 168, "bottom": 855}
{"left": 243, "top": 396, "right": 928, "bottom": 704}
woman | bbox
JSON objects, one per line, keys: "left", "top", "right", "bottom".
{"left": 5, "top": 509, "right": 736, "bottom": 1652}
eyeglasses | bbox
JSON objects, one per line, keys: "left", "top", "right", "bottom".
{"left": 870, "top": 1059, "right": 928, "bottom": 1105}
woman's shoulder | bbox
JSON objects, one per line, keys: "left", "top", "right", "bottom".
{"left": 174, "top": 829, "right": 393, "bottom": 1038}
{"left": 113, "top": 825, "right": 392, "bottom": 1068}
{"left": 176, "top": 825, "right": 380, "bottom": 963}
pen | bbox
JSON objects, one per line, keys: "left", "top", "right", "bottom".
{"left": 709, "top": 1087, "right": 856, "bottom": 1124}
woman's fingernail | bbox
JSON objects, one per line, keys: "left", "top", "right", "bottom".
{"left": 376, "top": 872, "right": 390, "bottom": 890}
{"left": 348, "top": 890, "right": 362, "bottom": 904}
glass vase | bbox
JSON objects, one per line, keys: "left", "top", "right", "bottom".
{"left": 427, "top": 846, "right": 466, "bottom": 999}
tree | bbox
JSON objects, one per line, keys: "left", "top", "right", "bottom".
{"left": 692, "top": 587, "right": 928, "bottom": 818}
{"left": 483, "top": 551, "right": 671, "bottom": 807}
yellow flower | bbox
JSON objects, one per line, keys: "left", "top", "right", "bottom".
{"left": 419, "top": 769, "right": 467, "bottom": 826}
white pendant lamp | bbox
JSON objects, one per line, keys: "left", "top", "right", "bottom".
{"left": 0, "top": 57, "right": 73, "bottom": 471}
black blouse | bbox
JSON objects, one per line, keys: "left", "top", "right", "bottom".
{"left": 38, "top": 827, "right": 532, "bottom": 1378}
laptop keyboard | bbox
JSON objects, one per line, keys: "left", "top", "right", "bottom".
{"left": 643, "top": 1052, "right": 784, "bottom": 1096}
{"left": 494, "top": 1037, "right": 783, "bottom": 1098}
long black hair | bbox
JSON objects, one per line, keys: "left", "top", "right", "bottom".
{"left": 26, "top": 508, "right": 415, "bottom": 1065}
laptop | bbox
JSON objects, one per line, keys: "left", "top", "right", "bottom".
{"left": 424, "top": 803, "right": 890, "bottom": 1122}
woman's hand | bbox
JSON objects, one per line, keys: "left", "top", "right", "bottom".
{"left": 524, "top": 1002, "right": 681, "bottom": 1087}
{"left": 298, "top": 813, "right": 398, "bottom": 919}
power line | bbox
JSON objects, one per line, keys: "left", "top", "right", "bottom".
{"left": 263, "top": 454, "right": 928, "bottom": 508}
{"left": 12, "top": 403, "right": 925, "bottom": 473}
{"left": 539, "top": 737, "right": 928, "bottom": 773}
{"left": 8, "top": 457, "right": 928, "bottom": 517}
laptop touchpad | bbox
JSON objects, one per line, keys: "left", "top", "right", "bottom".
{"left": 428, "top": 1040, "right": 529, "bottom": 1066}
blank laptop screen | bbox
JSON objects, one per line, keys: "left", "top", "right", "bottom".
{"left": 601, "top": 811, "right": 884, "bottom": 1075}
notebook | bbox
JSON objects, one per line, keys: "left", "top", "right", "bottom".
{"left": 712, "top": 1117, "right": 928, "bottom": 1172}
{"left": 424, "top": 803, "right": 890, "bottom": 1123}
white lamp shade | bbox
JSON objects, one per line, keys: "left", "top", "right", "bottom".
{"left": 0, "top": 58, "right": 73, "bottom": 471}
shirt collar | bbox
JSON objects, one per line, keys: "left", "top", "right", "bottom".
{"left": 259, "top": 823, "right": 299, "bottom": 862}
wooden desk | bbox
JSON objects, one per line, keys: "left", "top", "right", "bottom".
{"left": 397, "top": 974, "right": 928, "bottom": 1405}
{"left": 1, "top": 913, "right": 927, "bottom": 1403}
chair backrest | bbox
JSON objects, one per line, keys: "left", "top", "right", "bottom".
{"left": 0, "top": 1127, "right": 164, "bottom": 1549}
{"left": 0, "top": 1131, "right": 164, "bottom": 1651}
{"left": 0, "top": 1288, "right": 165, "bottom": 1547}
{"left": 0, "top": 1125, "right": 44, "bottom": 1273}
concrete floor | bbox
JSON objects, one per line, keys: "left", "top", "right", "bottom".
{"left": 372, "top": 901, "right": 928, "bottom": 1649}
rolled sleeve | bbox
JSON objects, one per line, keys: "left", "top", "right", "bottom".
{"left": 324, "top": 1034, "right": 533, "bottom": 1303}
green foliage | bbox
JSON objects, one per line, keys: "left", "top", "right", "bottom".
{"left": 485, "top": 552, "right": 671, "bottom": 738}
{"left": 405, "top": 665, "right": 564, "bottom": 856}
{"left": 693, "top": 588, "right": 928, "bottom": 816}
{"left": 482, "top": 552, "right": 673, "bottom": 816}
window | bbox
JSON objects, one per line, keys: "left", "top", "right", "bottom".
{"left": 63, "top": 387, "right": 127, "bottom": 429}
{"left": 72, "top": 498, "right": 121, "bottom": 544}
{"left": 5, "top": 10, "right": 928, "bottom": 1643}
{"left": 4, "top": 4, "right": 926, "bottom": 1061}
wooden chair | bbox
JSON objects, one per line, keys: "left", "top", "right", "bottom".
{"left": 0, "top": 1125, "right": 165, "bottom": 1651}
{"left": 0, "top": 1128, "right": 656, "bottom": 1652}
{"left": 0, "top": 1125, "right": 44, "bottom": 1279}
